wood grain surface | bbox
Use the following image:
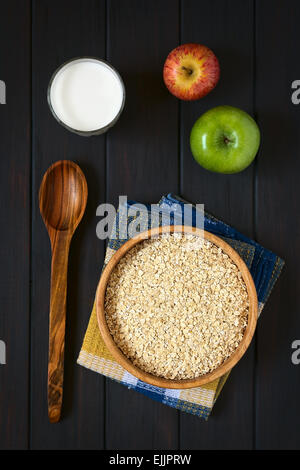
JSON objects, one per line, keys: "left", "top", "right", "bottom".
{"left": 0, "top": 0, "right": 31, "bottom": 450}
{"left": 0, "top": 0, "right": 298, "bottom": 450}
{"left": 255, "top": 1, "right": 300, "bottom": 450}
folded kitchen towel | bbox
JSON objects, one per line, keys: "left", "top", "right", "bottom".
{"left": 77, "top": 194, "right": 284, "bottom": 419}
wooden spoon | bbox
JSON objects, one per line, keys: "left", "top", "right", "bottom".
{"left": 39, "top": 160, "right": 87, "bottom": 423}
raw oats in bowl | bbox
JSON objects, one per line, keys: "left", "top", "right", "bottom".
{"left": 96, "top": 226, "right": 258, "bottom": 388}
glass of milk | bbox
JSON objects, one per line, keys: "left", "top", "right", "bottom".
{"left": 48, "top": 57, "right": 125, "bottom": 136}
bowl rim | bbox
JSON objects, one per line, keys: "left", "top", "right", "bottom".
{"left": 95, "top": 225, "right": 258, "bottom": 389}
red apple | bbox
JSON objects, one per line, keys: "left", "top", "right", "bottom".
{"left": 163, "top": 43, "right": 220, "bottom": 100}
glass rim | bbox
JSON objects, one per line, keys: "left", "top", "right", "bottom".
{"left": 47, "top": 56, "right": 126, "bottom": 136}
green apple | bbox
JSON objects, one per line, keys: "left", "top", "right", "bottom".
{"left": 190, "top": 105, "right": 260, "bottom": 174}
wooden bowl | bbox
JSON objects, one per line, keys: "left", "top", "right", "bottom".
{"left": 96, "top": 225, "right": 258, "bottom": 389}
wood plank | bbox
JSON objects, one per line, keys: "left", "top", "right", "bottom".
{"left": 255, "top": 0, "right": 300, "bottom": 449}
{"left": 180, "top": 0, "right": 255, "bottom": 449}
{"left": 0, "top": 1, "right": 31, "bottom": 450}
{"left": 105, "top": 0, "right": 180, "bottom": 450}
{"left": 31, "top": 0, "right": 106, "bottom": 448}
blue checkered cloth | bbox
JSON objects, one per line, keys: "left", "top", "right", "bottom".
{"left": 78, "top": 194, "right": 284, "bottom": 418}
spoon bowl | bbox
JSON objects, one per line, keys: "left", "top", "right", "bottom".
{"left": 39, "top": 160, "right": 87, "bottom": 423}
{"left": 39, "top": 160, "right": 87, "bottom": 232}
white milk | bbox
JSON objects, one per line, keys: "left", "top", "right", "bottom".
{"left": 49, "top": 59, "right": 124, "bottom": 132}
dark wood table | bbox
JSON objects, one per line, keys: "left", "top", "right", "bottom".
{"left": 1, "top": 0, "right": 299, "bottom": 450}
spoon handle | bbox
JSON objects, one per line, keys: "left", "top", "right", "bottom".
{"left": 48, "top": 230, "right": 70, "bottom": 423}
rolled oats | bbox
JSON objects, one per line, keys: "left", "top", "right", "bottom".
{"left": 105, "top": 233, "right": 249, "bottom": 380}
